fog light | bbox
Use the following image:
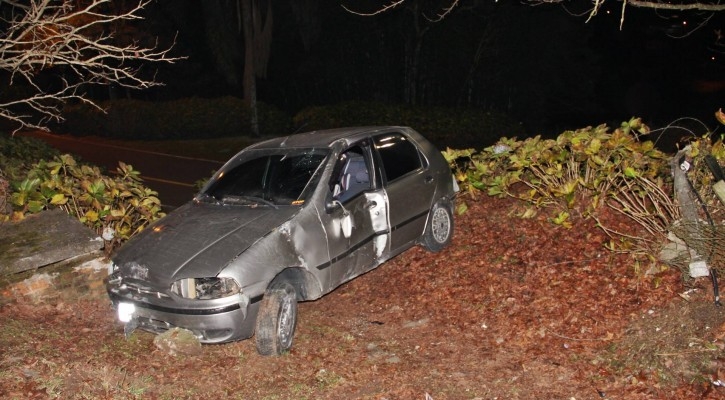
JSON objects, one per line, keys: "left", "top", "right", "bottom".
{"left": 118, "top": 302, "right": 135, "bottom": 323}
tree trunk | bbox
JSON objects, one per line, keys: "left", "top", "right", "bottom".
{"left": 203, "top": 0, "right": 241, "bottom": 88}
{"left": 240, "top": 0, "right": 273, "bottom": 137}
{"left": 241, "top": 0, "right": 259, "bottom": 137}
{"left": 402, "top": 4, "right": 429, "bottom": 106}
{"left": 671, "top": 147, "right": 707, "bottom": 277}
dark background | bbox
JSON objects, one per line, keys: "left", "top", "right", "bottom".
{"left": 95, "top": 1, "right": 725, "bottom": 137}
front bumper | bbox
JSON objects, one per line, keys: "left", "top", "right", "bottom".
{"left": 107, "top": 288, "right": 261, "bottom": 344}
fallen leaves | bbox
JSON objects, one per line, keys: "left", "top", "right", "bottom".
{"left": 1, "top": 195, "right": 724, "bottom": 399}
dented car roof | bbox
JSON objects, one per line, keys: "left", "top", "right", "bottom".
{"left": 247, "top": 126, "right": 409, "bottom": 150}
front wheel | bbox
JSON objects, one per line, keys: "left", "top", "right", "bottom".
{"left": 421, "top": 200, "right": 454, "bottom": 252}
{"left": 255, "top": 282, "right": 298, "bottom": 356}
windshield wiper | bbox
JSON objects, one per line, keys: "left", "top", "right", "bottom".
{"left": 196, "top": 193, "right": 220, "bottom": 205}
{"left": 221, "top": 195, "right": 278, "bottom": 209}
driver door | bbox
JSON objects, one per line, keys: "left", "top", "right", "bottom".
{"left": 323, "top": 143, "right": 390, "bottom": 289}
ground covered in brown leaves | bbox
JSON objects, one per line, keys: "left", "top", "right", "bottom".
{"left": 2, "top": 196, "right": 725, "bottom": 399}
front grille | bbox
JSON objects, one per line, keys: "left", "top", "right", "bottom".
{"left": 124, "top": 283, "right": 169, "bottom": 299}
{"left": 112, "top": 279, "right": 170, "bottom": 300}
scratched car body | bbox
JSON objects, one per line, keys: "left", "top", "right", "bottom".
{"left": 106, "top": 126, "right": 457, "bottom": 355}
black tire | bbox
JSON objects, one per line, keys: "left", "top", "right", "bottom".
{"left": 255, "top": 282, "right": 298, "bottom": 356}
{"left": 421, "top": 200, "right": 453, "bottom": 252}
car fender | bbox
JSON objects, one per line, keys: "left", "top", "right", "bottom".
{"left": 221, "top": 206, "right": 327, "bottom": 302}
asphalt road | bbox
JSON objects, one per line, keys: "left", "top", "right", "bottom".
{"left": 19, "top": 131, "right": 225, "bottom": 209}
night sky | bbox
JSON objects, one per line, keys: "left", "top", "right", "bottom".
{"left": 137, "top": 0, "right": 724, "bottom": 137}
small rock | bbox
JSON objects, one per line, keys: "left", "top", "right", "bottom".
{"left": 153, "top": 327, "right": 202, "bottom": 356}
{"left": 402, "top": 318, "right": 430, "bottom": 328}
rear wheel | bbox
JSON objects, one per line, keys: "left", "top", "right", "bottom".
{"left": 421, "top": 200, "right": 453, "bottom": 252}
{"left": 255, "top": 282, "right": 298, "bottom": 356}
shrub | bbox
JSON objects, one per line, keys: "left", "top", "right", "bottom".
{"left": 444, "top": 118, "right": 669, "bottom": 222}
{"left": 0, "top": 134, "right": 60, "bottom": 219}
{"left": 9, "top": 154, "right": 165, "bottom": 254}
{"left": 293, "top": 101, "right": 524, "bottom": 148}
{"left": 445, "top": 115, "right": 725, "bottom": 275}
{"left": 58, "top": 97, "right": 292, "bottom": 140}
{"left": 0, "top": 133, "right": 60, "bottom": 181}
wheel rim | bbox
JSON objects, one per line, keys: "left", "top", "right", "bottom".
{"left": 431, "top": 206, "right": 450, "bottom": 244}
{"left": 277, "top": 295, "right": 295, "bottom": 349}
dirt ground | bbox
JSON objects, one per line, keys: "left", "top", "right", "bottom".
{"left": 2, "top": 196, "right": 725, "bottom": 400}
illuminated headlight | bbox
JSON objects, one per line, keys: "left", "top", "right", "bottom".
{"left": 171, "top": 277, "right": 241, "bottom": 300}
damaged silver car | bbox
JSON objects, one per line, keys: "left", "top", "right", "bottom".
{"left": 106, "top": 126, "right": 457, "bottom": 355}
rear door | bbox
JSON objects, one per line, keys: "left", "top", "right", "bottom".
{"left": 372, "top": 132, "right": 435, "bottom": 253}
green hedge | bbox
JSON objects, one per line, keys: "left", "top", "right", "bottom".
{"left": 57, "top": 98, "right": 522, "bottom": 148}
{"left": 293, "top": 101, "right": 525, "bottom": 148}
{"left": 0, "top": 133, "right": 59, "bottom": 181}
{"left": 58, "top": 97, "right": 292, "bottom": 139}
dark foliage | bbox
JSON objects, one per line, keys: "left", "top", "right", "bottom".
{"left": 0, "top": 133, "right": 59, "bottom": 181}
{"left": 294, "top": 101, "right": 525, "bottom": 149}
{"left": 57, "top": 97, "right": 292, "bottom": 139}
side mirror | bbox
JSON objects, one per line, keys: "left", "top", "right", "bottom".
{"left": 325, "top": 197, "right": 353, "bottom": 238}
{"left": 325, "top": 200, "right": 341, "bottom": 213}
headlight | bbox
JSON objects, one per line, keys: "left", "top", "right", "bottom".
{"left": 171, "top": 277, "right": 241, "bottom": 300}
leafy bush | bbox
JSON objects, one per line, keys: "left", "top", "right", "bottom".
{"left": 445, "top": 114, "right": 725, "bottom": 275}
{"left": 9, "top": 154, "right": 165, "bottom": 254}
{"left": 293, "top": 101, "right": 524, "bottom": 148}
{"left": 0, "top": 134, "right": 60, "bottom": 217}
{"left": 0, "top": 133, "right": 60, "bottom": 180}
{"left": 444, "top": 118, "right": 668, "bottom": 222}
{"left": 59, "top": 97, "right": 292, "bottom": 139}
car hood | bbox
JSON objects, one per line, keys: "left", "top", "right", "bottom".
{"left": 112, "top": 202, "right": 300, "bottom": 286}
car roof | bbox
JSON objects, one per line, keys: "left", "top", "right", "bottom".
{"left": 247, "top": 126, "right": 409, "bottom": 150}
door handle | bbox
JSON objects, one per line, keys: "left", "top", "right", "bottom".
{"left": 424, "top": 175, "right": 434, "bottom": 184}
{"left": 364, "top": 200, "right": 377, "bottom": 209}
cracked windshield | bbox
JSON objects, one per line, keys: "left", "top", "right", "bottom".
{"left": 203, "top": 150, "right": 328, "bottom": 206}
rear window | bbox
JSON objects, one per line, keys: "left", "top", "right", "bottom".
{"left": 374, "top": 133, "right": 423, "bottom": 182}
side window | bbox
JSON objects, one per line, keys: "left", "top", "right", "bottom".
{"left": 374, "top": 133, "right": 422, "bottom": 183}
{"left": 330, "top": 146, "right": 371, "bottom": 203}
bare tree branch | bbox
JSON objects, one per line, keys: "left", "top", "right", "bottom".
{"left": 0, "top": 0, "right": 183, "bottom": 133}
{"left": 667, "top": 12, "right": 714, "bottom": 38}
{"left": 527, "top": 0, "right": 725, "bottom": 28}
{"left": 526, "top": 0, "right": 725, "bottom": 12}
{"left": 349, "top": 0, "right": 725, "bottom": 18}
{"left": 628, "top": 0, "right": 725, "bottom": 12}
{"left": 424, "top": 0, "right": 460, "bottom": 22}
{"left": 341, "top": 0, "right": 406, "bottom": 16}
{"left": 341, "top": 0, "right": 469, "bottom": 22}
